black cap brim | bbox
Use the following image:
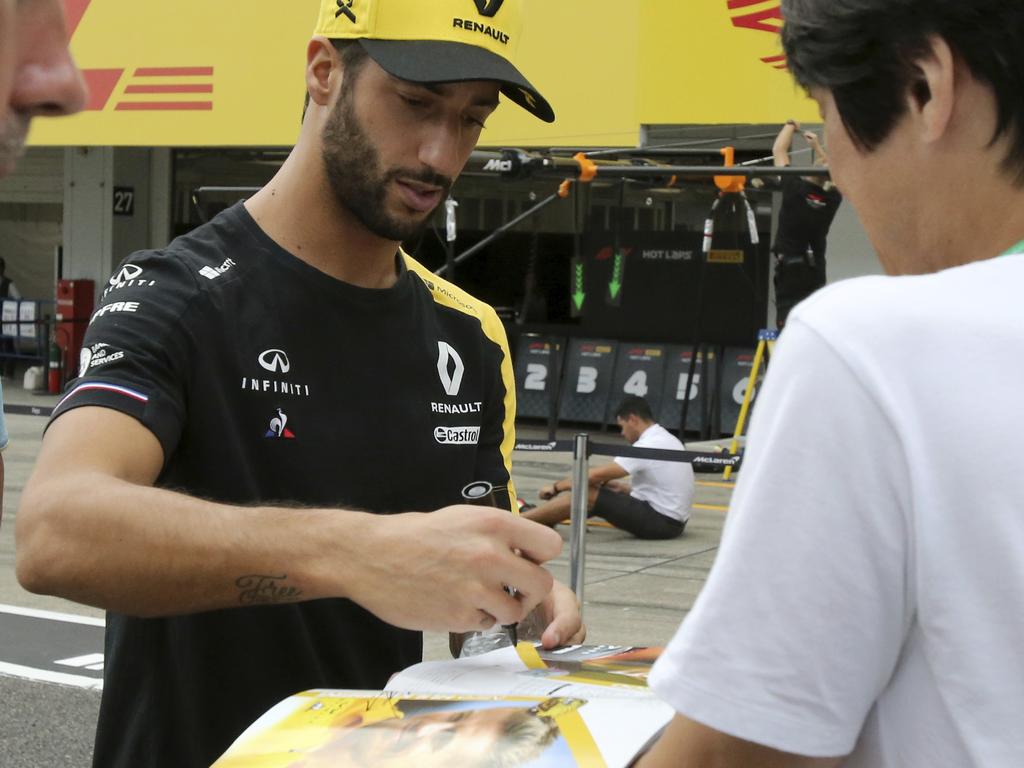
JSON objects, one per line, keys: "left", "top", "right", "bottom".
{"left": 357, "top": 39, "right": 555, "bottom": 123}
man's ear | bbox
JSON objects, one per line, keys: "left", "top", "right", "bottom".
{"left": 306, "top": 36, "right": 338, "bottom": 109}
{"left": 910, "top": 35, "right": 956, "bottom": 144}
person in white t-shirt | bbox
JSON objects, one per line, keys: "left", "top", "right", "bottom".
{"left": 523, "top": 396, "right": 694, "bottom": 540}
{"left": 638, "top": 1, "right": 1024, "bottom": 767}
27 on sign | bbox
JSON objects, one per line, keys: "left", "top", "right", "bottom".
{"left": 113, "top": 187, "right": 135, "bottom": 216}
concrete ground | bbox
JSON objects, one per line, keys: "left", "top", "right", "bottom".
{"left": 0, "top": 380, "right": 735, "bottom": 767}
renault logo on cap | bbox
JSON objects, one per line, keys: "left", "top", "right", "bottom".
{"left": 335, "top": 0, "right": 356, "bottom": 22}
{"left": 473, "top": 0, "right": 504, "bottom": 18}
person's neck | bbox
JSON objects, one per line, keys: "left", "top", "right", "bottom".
{"left": 244, "top": 141, "right": 402, "bottom": 290}
{"left": 909, "top": 176, "right": 1024, "bottom": 274}
{"left": 630, "top": 421, "right": 655, "bottom": 443}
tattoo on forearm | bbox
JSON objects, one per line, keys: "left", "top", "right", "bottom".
{"left": 235, "top": 574, "right": 302, "bottom": 605}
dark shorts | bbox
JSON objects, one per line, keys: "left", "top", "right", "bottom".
{"left": 774, "top": 252, "right": 826, "bottom": 327}
{"left": 592, "top": 487, "right": 686, "bottom": 540}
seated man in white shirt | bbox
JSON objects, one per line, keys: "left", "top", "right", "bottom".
{"left": 638, "top": 0, "right": 1024, "bottom": 766}
{"left": 522, "top": 396, "right": 693, "bottom": 540}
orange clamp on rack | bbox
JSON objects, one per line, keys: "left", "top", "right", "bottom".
{"left": 573, "top": 152, "right": 598, "bottom": 183}
{"left": 558, "top": 180, "right": 573, "bottom": 198}
{"left": 715, "top": 146, "right": 746, "bottom": 194}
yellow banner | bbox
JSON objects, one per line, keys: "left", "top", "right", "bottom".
{"left": 29, "top": 0, "right": 815, "bottom": 148}
{"left": 639, "top": 0, "right": 818, "bottom": 126}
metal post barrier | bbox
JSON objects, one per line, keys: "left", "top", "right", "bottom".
{"left": 569, "top": 433, "right": 590, "bottom": 611}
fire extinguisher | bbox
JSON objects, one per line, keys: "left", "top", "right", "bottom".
{"left": 48, "top": 340, "right": 63, "bottom": 394}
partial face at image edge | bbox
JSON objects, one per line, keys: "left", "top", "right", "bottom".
{"left": 0, "top": 0, "right": 87, "bottom": 179}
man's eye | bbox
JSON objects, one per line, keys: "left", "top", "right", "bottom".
{"left": 465, "top": 115, "right": 487, "bottom": 129}
{"left": 401, "top": 95, "right": 426, "bottom": 108}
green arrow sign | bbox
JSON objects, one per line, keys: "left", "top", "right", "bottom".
{"left": 607, "top": 250, "right": 625, "bottom": 306}
{"left": 570, "top": 258, "right": 586, "bottom": 316}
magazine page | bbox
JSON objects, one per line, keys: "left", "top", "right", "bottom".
{"left": 388, "top": 643, "right": 663, "bottom": 700}
{"left": 213, "top": 689, "right": 671, "bottom": 768}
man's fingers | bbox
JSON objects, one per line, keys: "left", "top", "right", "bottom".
{"left": 475, "top": 585, "right": 527, "bottom": 627}
{"left": 507, "top": 517, "right": 563, "bottom": 564}
{"left": 538, "top": 579, "right": 584, "bottom": 649}
{"left": 491, "top": 557, "right": 554, "bottom": 613}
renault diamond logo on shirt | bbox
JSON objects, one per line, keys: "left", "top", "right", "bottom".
{"left": 110, "top": 264, "right": 143, "bottom": 285}
{"left": 473, "top": 0, "right": 504, "bottom": 17}
{"left": 437, "top": 342, "right": 465, "bottom": 397}
{"left": 258, "top": 349, "right": 290, "bottom": 374}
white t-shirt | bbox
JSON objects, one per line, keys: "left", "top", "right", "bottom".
{"left": 615, "top": 423, "right": 694, "bottom": 522}
{"left": 649, "top": 253, "right": 1024, "bottom": 767}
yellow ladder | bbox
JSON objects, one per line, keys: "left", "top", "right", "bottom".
{"left": 723, "top": 328, "right": 778, "bottom": 480}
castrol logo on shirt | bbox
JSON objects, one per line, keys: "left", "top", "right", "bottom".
{"left": 434, "top": 426, "right": 481, "bottom": 445}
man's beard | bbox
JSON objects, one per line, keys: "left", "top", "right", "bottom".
{"left": 0, "top": 114, "right": 30, "bottom": 178}
{"left": 321, "top": 85, "right": 452, "bottom": 243}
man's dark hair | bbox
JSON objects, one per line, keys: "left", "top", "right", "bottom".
{"left": 614, "top": 396, "right": 654, "bottom": 423}
{"left": 302, "top": 39, "right": 370, "bottom": 120}
{"left": 781, "top": 0, "right": 1024, "bottom": 183}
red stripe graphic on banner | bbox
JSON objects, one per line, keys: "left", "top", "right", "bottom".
{"left": 123, "top": 84, "right": 214, "bottom": 94}
{"left": 133, "top": 67, "right": 214, "bottom": 77}
{"left": 115, "top": 102, "right": 213, "bottom": 111}
{"left": 81, "top": 69, "right": 123, "bottom": 111}
{"left": 63, "top": 0, "right": 93, "bottom": 39}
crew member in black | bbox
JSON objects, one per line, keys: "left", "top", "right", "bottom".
{"left": 770, "top": 120, "right": 843, "bottom": 327}
{"left": 15, "top": 2, "right": 583, "bottom": 766}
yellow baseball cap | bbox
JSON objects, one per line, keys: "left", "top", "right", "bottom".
{"left": 314, "top": 0, "right": 554, "bottom": 122}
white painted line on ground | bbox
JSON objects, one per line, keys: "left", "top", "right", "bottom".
{"left": 55, "top": 653, "right": 105, "bottom": 670}
{"left": 0, "top": 603, "right": 105, "bottom": 627}
{"left": 0, "top": 661, "right": 103, "bottom": 690}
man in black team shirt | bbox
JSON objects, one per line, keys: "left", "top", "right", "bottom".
{"left": 15, "top": 1, "right": 583, "bottom": 766}
{"left": 770, "top": 119, "right": 843, "bottom": 327}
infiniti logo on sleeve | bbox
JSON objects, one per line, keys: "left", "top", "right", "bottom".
{"left": 111, "top": 264, "right": 143, "bottom": 284}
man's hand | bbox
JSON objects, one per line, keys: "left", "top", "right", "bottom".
{"left": 603, "top": 479, "right": 631, "bottom": 495}
{"left": 636, "top": 713, "right": 842, "bottom": 768}
{"left": 536, "top": 579, "right": 586, "bottom": 648}
{"left": 538, "top": 483, "right": 559, "bottom": 501}
{"left": 342, "top": 506, "right": 563, "bottom": 634}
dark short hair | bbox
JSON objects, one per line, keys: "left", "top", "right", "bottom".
{"left": 781, "top": 0, "right": 1024, "bottom": 183}
{"left": 614, "top": 396, "right": 654, "bottom": 423}
{"left": 302, "top": 39, "right": 370, "bottom": 120}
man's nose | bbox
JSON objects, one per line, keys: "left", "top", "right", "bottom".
{"left": 417, "top": 123, "right": 465, "bottom": 181}
{"left": 11, "top": 47, "right": 88, "bottom": 118}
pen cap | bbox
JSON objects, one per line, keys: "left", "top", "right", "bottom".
{"left": 461, "top": 481, "right": 497, "bottom": 508}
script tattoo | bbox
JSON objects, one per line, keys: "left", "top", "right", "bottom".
{"left": 236, "top": 574, "right": 303, "bottom": 605}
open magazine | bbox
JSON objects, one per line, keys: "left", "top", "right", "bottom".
{"left": 213, "top": 643, "right": 673, "bottom": 768}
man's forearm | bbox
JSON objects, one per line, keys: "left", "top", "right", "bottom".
{"left": 16, "top": 472, "right": 374, "bottom": 617}
{"left": 16, "top": 470, "right": 564, "bottom": 633}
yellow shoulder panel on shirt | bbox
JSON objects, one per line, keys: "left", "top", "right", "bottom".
{"left": 403, "top": 253, "right": 519, "bottom": 511}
